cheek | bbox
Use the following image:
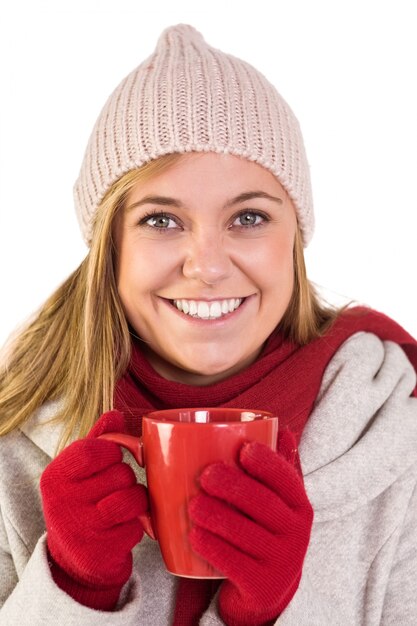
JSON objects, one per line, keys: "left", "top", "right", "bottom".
{"left": 116, "top": 241, "right": 178, "bottom": 309}
{"left": 247, "top": 236, "right": 295, "bottom": 290}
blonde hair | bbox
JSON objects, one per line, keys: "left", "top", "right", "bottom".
{"left": 0, "top": 153, "right": 339, "bottom": 451}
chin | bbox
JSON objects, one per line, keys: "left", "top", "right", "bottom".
{"left": 180, "top": 361, "right": 228, "bottom": 376}
{"left": 182, "top": 356, "right": 250, "bottom": 379}
{"left": 147, "top": 345, "right": 256, "bottom": 384}
{"left": 176, "top": 347, "right": 258, "bottom": 379}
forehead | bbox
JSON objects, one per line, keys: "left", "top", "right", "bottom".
{"left": 126, "top": 151, "right": 287, "bottom": 205}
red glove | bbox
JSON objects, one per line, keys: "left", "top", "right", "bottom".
{"left": 40, "top": 410, "right": 148, "bottom": 611}
{"left": 188, "top": 429, "right": 313, "bottom": 626}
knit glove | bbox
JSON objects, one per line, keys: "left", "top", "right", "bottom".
{"left": 188, "top": 429, "right": 313, "bottom": 626}
{"left": 40, "top": 410, "right": 148, "bottom": 611}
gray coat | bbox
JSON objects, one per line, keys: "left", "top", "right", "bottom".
{"left": 1, "top": 332, "right": 416, "bottom": 625}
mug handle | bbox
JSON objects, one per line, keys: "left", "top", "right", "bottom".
{"left": 98, "top": 432, "right": 157, "bottom": 540}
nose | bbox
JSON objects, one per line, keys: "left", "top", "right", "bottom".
{"left": 182, "top": 230, "right": 233, "bottom": 285}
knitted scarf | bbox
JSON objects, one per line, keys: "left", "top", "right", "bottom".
{"left": 113, "top": 306, "right": 417, "bottom": 625}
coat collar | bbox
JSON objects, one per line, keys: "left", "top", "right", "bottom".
{"left": 20, "top": 400, "right": 65, "bottom": 459}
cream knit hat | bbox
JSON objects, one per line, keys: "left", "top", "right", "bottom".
{"left": 74, "top": 24, "right": 314, "bottom": 246}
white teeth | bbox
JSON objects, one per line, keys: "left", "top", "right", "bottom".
{"left": 173, "top": 298, "right": 243, "bottom": 319}
{"left": 210, "top": 302, "right": 222, "bottom": 318}
{"left": 197, "top": 302, "right": 210, "bottom": 319}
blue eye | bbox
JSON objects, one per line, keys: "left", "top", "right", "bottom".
{"left": 232, "top": 211, "right": 267, "bottom": 227}
{"left": 141, "top": 212, "right": 178, "bottom": 229}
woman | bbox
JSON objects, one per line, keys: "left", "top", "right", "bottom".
{"left": 0, "top": 24, "right": 416, "bottom": 625}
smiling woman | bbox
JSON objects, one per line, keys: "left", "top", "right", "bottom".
{"left": 0, "top": 23, "right": 417, "bottom": 626}
{"left": 114, "top": 152, "right": 298, "bottom": 385}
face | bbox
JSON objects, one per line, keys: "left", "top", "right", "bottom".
{"left": 114, "top": 152, "right": 297, "bottom": 385}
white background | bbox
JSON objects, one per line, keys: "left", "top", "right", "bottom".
{"left": 1, "top": 0, "right": 416, "bottom": 348}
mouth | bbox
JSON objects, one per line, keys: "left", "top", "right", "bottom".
{"left": 170, "top": 297, "right": 245, "bottom": 320}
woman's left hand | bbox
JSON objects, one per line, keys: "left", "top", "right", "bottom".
{"left": 188, "top": 430, "right": 313, "bottom": 626}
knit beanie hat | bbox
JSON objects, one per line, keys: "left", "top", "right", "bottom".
{"left": 74, "top": 24, "right": 314, "bottom": 247}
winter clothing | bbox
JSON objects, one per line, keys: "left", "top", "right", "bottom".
{"left": 115, "top": 307, "right": 417, "bottom": 446}
{"left": 40, "top": 410, "right": 149, "bottom": 611}
{"left": 73, "top": 24, "right": 314, "bottom": 247}
{"left": 1, "top": 313, "right": 417, "bottom": 624}
{"left": 188, "top": 431, "right": 314, "bottom": 626}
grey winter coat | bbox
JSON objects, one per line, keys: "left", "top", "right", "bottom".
{"left": 0, "top": 332, "right": 416, "bottom": 625}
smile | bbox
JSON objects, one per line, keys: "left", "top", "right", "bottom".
{"left": 172, "top": 298, "right": 243, "bottom": 320}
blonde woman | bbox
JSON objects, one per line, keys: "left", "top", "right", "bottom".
{"left": 1, "top": 25, "right": 416, "bottom": 626}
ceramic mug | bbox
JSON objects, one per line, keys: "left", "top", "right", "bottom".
{"left": 100, "top": 407, "right": 278, "bottom": 578}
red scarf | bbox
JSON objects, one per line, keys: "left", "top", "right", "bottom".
{"left": 115, "top": 306, "right": 417, "bottom": 441}
{"left": 114, "top": 306, "right": 417, "bottom": 625}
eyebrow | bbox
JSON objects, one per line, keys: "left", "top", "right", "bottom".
{"left": 125, "top": 190, "right": 283, "bottom": 212}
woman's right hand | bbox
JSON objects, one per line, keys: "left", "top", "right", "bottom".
{"left": 40, "top": 410, "right": 148, "bottom": 610}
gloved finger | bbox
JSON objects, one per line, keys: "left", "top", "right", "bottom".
{"left": 97, "top": 484, "right": 149, "bottom": 528}
{"left": 87, "top": 409, "right": 127, "bottom": 439}
{"left": 239, "top": 441, "right": 310, "bottom": 510}
{"left": 189, "top": 525, "right": 257, "bottom": 594}
{"left": 189, "top": 493, "right": 272, "bottom": 559}
{"left": 43, "top": 438, "right": 123, "bottom": 481}
{"left": 190, "top": 525, "right": 305, "bottom": 612}
{"left": 101, "top": 518, "right": 145, "bottom": 554}
{"left": 199, "top": 462, "right": 296, "bottom": 533}
{"left": 80, "top": 461, "right": 138, "bottom": 500}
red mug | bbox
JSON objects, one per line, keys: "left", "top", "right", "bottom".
{"left": 100, "top": 407, "right": 278, "bottom": 578}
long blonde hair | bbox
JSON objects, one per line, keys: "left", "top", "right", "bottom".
{"left": 0, "top": 153, "right": 339, "bottom": 451}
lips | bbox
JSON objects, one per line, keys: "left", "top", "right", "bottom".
{"left": 172, "top": 298, "right": 243, "bottom": 320}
